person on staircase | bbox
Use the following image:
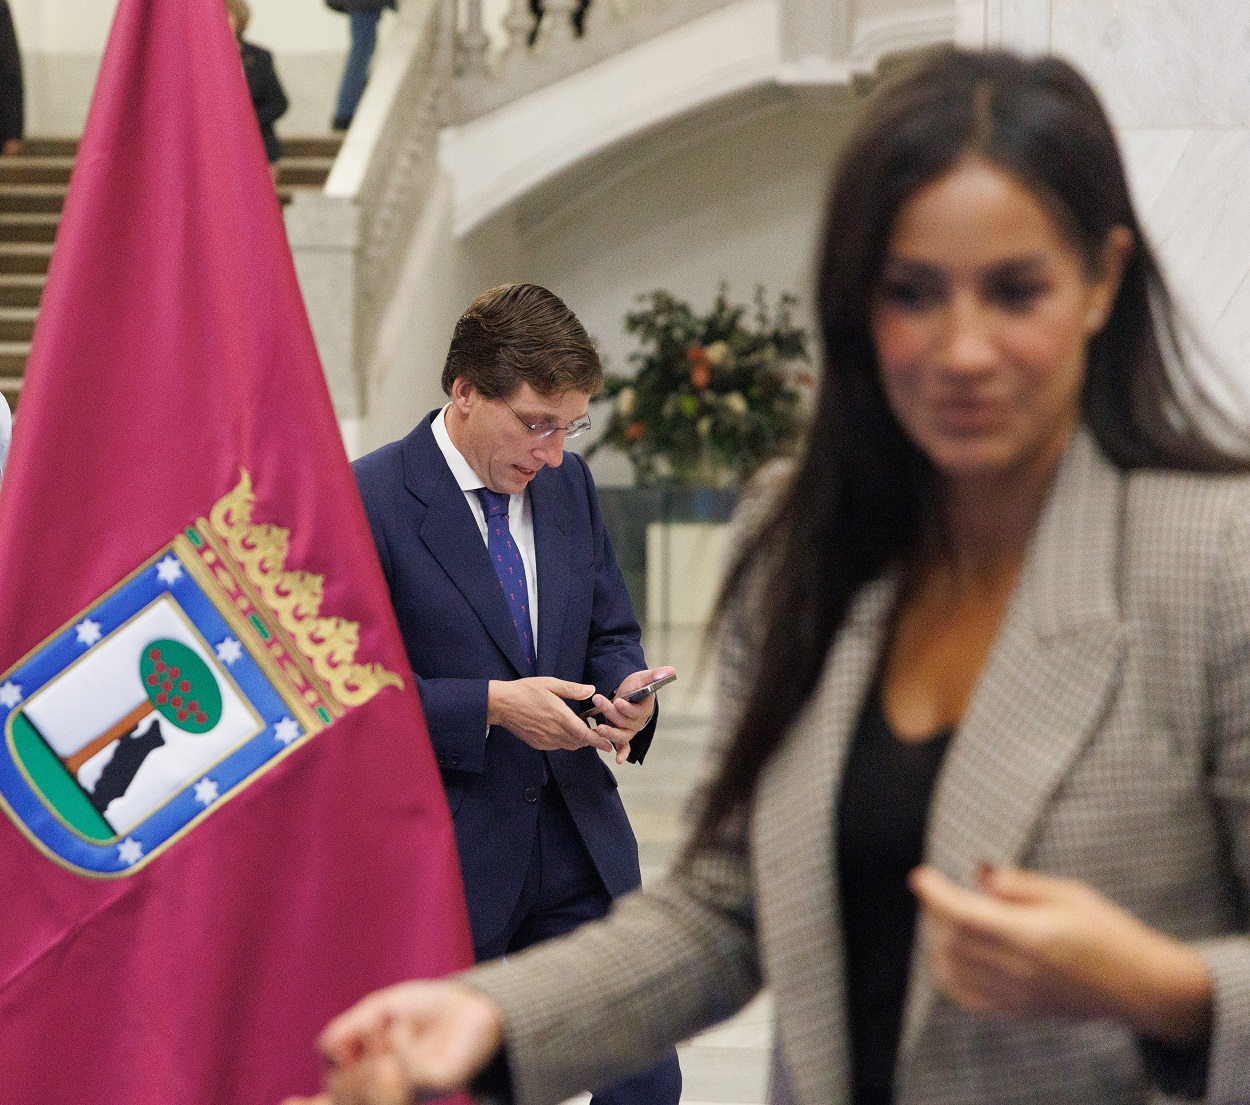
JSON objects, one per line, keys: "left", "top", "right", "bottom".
{"left": 223, "top": 0, "right": 288, "bottom": 181}
{"left": 0, "top": 0, "right": 23, "bottom": 156}
{"left": 327, "top": 0, "right": 394, "bottom": 132}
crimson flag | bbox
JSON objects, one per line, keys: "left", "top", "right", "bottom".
{"left": 0, "top": 0, "right": 473, "bottom": 1100}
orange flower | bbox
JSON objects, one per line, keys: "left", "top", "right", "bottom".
{"left": 795, "top": 371, "right": 816, "bottom": 389}
{"left": 624, "top": 421, "right": 646, "bottom": 441}
{"left": 687, "top": 347, "right": 712, "bottom": 389}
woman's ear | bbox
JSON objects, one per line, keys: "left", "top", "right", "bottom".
{"left": 1086, "top": 224, "right": 1135, "bottom": 335}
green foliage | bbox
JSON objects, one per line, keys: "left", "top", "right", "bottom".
{"left": 587, "top": 285, "right": 814, "bottom": 486}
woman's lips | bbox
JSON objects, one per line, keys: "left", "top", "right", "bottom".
{"left": 935, "top": 399, "right": 1003, "bottom": 434}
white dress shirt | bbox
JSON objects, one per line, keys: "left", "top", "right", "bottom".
{"left": 432, "top": 405, "right": 540, "bottom": 645}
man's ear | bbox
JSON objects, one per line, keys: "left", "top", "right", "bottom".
{"left": 449, "top": 377, "right": 478, "bottom": 417}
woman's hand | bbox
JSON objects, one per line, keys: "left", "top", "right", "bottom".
{"left": 910, "top": 864, "right": 1213, "bottom": 1047}
{"left": 281, "top": 980, "right": 504, "bottom": 1105}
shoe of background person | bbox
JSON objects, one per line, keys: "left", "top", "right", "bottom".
{"left": 331, "top": 115, "right": 351, "bottom": 132}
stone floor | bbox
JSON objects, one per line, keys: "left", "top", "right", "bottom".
{"left": 563, "top": 626, "right": 773, "bottom": 1105}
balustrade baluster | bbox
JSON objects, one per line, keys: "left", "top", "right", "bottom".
{"left": 458, "top": 0, "right": 490, "bottom": 75}
{"left": 534, "top": 0, "right": 578, "bottom": 47}
{"left": 436, "top": 0, "right": 460, "bottom": 117}
{"left": 501, "top": 0, "right": 536, "bottom": 62}
{"left": 579, "top": 0, "right": 610, "bottom": 37}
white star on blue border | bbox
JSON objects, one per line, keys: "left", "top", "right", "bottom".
{"left": 118, "top": 838, "right": 143, "bottom": 866}
{"left": 273, "top": 717, "right": 302, "bottom": 746}
{"left": 155, "top": 555, "right": 184, "bottom": 586}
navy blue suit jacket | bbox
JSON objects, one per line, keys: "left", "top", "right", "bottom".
{"left": 353, "top": 413, "right": 653, "bottom": 951}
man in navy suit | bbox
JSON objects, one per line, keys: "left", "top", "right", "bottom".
{"left": 353, "top": 284, "right": 681, "bottom": 1105}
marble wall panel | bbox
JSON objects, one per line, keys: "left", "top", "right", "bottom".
{"left": 1119, "top": 128, "right": 1250, "bottom": 420}
{"left": 1051, "top": 0, "right": 1250, "bottom": 129}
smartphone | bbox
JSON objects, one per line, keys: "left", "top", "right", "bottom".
{"left": 579, "top": 673, "right": 676, "bottom": 721}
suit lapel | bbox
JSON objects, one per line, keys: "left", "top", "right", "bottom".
{"left": 402, "top": 420, "right": 532, "bottom": 678}
{"left": 530, "top": 475, "right": 570, "bottom": 677}
{"left": 897, "top": 430, "right": 1127, "bottom": 1078}
{"left": 753, "top": 574, "right": 898, "bottom": 1105}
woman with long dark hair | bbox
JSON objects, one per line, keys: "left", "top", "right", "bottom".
{"left": 286, "top": 47, "right": 1250, "bottom": 1105}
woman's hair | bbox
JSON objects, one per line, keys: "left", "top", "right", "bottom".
{"left": 685, "top": 46, "right": 1250, "bottom": 856}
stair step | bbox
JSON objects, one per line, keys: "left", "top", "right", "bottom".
{"left": 16, "top": 137, "right": 79, "bottom": 157}
{"left": 276, "top": 157, "right": 335, "bottom": 188}
{"left": 0, "top": 339, "right": 28, "bottom": 375}
{"left": 0, "top": 307, "right": 37, "bottom": 342}
{"left": 0, "top": 242, "right": 54, "bottom": 274}
{"left": 281, "top": 136, "right": 343, "bottom": 159}
{"left": 0, "top": 275, "right": 46, "bottom": 307}
{"left": 0, "top": 157, "right": 75, "bottom": 186}
{"left": 0, "top": 184, "right": 68, "bottom": 214}
{"left": 0, "top": 213, "right": 60, "bottom": 243}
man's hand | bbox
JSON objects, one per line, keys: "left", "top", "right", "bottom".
{"left": 910, "top": 864, "right": 1213, "bottom": 1047}
{"left": 280, "top": 980, "right": 502, "bottom": 1105}
{"left": 486, "top": 676, "right": 617, "bottom": 755}
{"left": 582, "top": 666, "right": 675, "bottom": 764}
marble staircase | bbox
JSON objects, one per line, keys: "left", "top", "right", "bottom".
{"left": 0, "top": 136, "right": 342, "bottom": 416}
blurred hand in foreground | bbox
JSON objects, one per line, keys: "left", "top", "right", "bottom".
{"left": 281, "top": 980, "right": 503, "bottom": 1105}
{"left": 910, "top": 863, "right": 1212, "bottom": 1047}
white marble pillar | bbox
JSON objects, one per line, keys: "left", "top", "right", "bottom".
{"left": 957, "top": 0, "right": 1250, "bottom": 424}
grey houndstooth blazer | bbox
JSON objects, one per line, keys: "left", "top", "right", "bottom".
{"left": 468, "top": 429, "right": 1250, "bottom": 1105}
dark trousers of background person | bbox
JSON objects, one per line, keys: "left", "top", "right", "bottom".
{"left": 333, "top": 8, "right": 380, "bottom": 129}
{"left": 476, "top": 783, "right": 683, "bottom": 1105}
{"left": 526, "top": 0, "right": 591, "bottom": 42}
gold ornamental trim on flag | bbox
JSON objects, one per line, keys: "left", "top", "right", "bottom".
{"left": 181, "top": 470, "right": 402, "bottom": 735}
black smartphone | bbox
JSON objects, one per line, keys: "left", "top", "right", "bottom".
{"left": 578, "top": 673, "right": 676, "bottom": 721}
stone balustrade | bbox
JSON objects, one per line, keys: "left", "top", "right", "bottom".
{"left": 450, "top": 0, "right": 742, "bottom": 122}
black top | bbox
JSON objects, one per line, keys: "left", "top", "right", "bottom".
{"left": 837, "top": 686, "right": 953, "bottom": 1105}
{"left": 239, "top": 40, "right": 288, "bottom": 163}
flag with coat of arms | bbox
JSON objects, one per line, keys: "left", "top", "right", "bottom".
{"left": 0, "top": 0, "right": 473, "bottom": 1099}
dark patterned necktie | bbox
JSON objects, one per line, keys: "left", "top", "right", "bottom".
{"left": 476, "top": 489, "right": 536, "bottom": 674}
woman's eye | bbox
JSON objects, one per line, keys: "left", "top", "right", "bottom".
{"left": 990, "top": 280, "right": 1047, "bottom": 311}
{"left": 877, "top": 279, "right": 939, "bottom": 311}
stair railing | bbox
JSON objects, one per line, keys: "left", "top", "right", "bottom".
{"left": 452, "top": 0, "right": 740, "bottom": 122}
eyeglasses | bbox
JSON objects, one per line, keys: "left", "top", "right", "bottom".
{"left": 503, "top": 399, "right": 592, "bottom": 441}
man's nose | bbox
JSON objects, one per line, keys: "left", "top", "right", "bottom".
{"left": 532, "top": 431, "right": 565, "bottom": 468}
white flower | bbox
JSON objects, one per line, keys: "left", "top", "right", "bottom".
{"left": 705, "top": 340, "right": 730, "bottom": 367}
{"left": 616, "top": 386, "right": 636, "bottom": 417}
{"left": 697, "top": 415, "right": 713, "bottom": 437}
{"left": 724, "top": 392, "right": 748, "bottom": 417}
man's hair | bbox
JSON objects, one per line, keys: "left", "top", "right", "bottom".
{"left": 441, "top": 284, "right": 603, "bottom": 399}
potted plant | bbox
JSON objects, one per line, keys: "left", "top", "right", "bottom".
{"left": 587, "top": 285, "right": 814, "bottom": 487}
